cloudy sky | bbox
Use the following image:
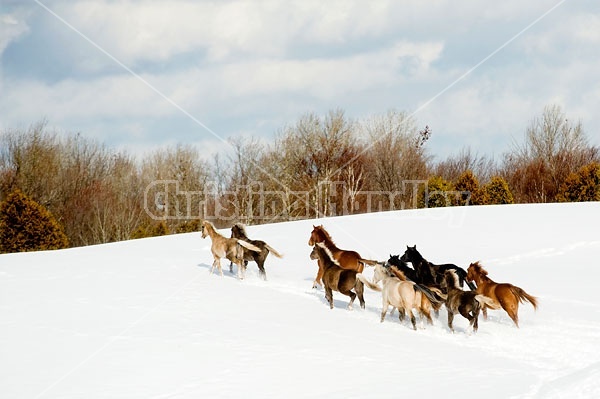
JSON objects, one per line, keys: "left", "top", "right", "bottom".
{"left": 1, "top": 0, "right": 599, "bottom": 161}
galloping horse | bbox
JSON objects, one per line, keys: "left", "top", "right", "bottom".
{"left": 310, "top": 243, "right": 365, "bottom": 310}
{"left": 308, "top": 225, "right": 377, "bottom": 288}
{"left": 466, "top": 262, "right": 538, "bottom": 327}
{"left": 230, "top": 223, "right": 283, "bottom": 280}
{"left": 200, "top": 221, "right": 261, "bottom": 279}
{"left": 400, "top": 245, "right": 476, "bottom": 290}
{"left": 441, "top": 270, "right": 498, "bottom": 333}
{"left": 357, "top": 263, "right": 444, "bottom": 330}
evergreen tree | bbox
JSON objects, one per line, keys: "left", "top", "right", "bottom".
{"left": 419, "top": 176, "right": 453, "bottom": 208}
{"left": 0, "top": 189, "right": 69, "bottom": 253}
{"left": 453, "top": 170, "right": 482, "bottom": 205}
{"left": 482, "top": 176, "right": 514, "bottom": 205}
{"left": 557, "top": 162, "right": 600, "bottom": 202}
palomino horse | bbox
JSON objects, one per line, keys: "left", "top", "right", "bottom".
{"left": 400, "top": 245, "right": 476, "bottom": 290}
{"left": 357, "top": 264, "right": 444, "bottom": 330}
{"left": 230, "top": 223, "right": 283, "bottom": 280}
{"left": 200, "top": 221, "right": 261, "bottom": 279}
{"left": 310, "top": 243, "right": 365, "bottom": 310}
{"left": 466, "top": 261, "right": 538, "bottom": 327}
{"left": 441, "top": 270, "right": 498, "bottom": 333}
{"left": 308, "top": 225, "right": 377, "bottom": 288}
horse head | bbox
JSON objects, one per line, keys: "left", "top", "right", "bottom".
{"left": 467, "top": 261, "right": 486, "bottom": 282}
{"left": 200, "top": 221, "right": 208, "bottom": 238}
{"left": 400, "top": 245, "right": 420, "bottom": 263}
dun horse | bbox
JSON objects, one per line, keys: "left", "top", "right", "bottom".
{"left": 230, "top": 223, "right": 283, "bottom": 280}
{"left": 310, "top": 243, "right": 365, "bottom": 310}
{"left": 308, "top": 225, "right": 377, "bottom": 288}
{"left": 357, "top": 264, "right": 444, "bottom": 330}
{"left": 441, "top": 270, "right": 498, "bottom": 333}
{"left": 466, "top": 262, "right": 538, "bottom": 327}
{"left": 401, "top": 245, "right": 476, "bottom": 290}
{"left": 200, "top": 221, "right": 261, "bottom": 279}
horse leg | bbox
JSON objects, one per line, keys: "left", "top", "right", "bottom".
{"left": 472, "top": 308, "right": 480, "bottom": 332}
{"left": 355, "top": 280, "right": 366, "bottom": 309}
{"left": 409, "top": 311, "right": 417, "bottom": 330}
{"left": 325, "top": 286, "right": 334, "bottom": 309}
{"left": 257, "top": 260, "right": 267, "bottom": 281}
{"left": 314, "top": 267, "right": 324, "bottom": 289}
{"left": 229, "top": 262, "right": 233, "bottom": 274}
{"left": 482, "top": 305, "right": 488, "bottom": 320}
{"left": 504, "top": 301, "right": 520, "bottom": 327}
{"left": 380, "top": 302, "right": 389, "bottom": 322}
{"left": 346, "top": 291, "right": 356, "bottom": 310}
{"left": 398, "top": 308, "right": 405, "bottom": 322}
{"left": 447, "top": 310, "right": 455, "bottom": 332}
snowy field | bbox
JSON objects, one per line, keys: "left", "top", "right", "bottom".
{"left": 1, "top": 202, "right": 600, "bottom": 399}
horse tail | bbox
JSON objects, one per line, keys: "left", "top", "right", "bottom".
{"left": 356, "top": 273, "right": 381, "bottom": 292}
{"left": 358, "top": 258, "right": 379, "bottom": 266}
{"left": 237, "top": 240, "right": 261, "bottom": 253}
{"left": 264, "top": 244, "right": 283, "bottom": 258}
{"left": 510, "top": 286, "right": 538, "bottom": 310}
{"left": 414, "top": 284, "right": 446, "bottom": 304}
{"left": 475, "top": 295, "right": 500, "bottom": 309}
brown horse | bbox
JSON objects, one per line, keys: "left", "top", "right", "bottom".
{"left": 200, "top": 221, "right": 261, "bottom": 279}
{"left": 230, "top": 223, "right": 283, "bottom": 280}
{"left": 466, "top": 261, "right": 538, "bottom": 327}
{"left": 310, "top": 243, "right": 365, "bottom": 310}
{"left": 308, "top": 225, "right": 377, "bottom": 288}
{"left": 441, "top": 270, "right": 498, "bottom": 333}
{"left": 357, "top": 264, "right": 444, "bottom": 330}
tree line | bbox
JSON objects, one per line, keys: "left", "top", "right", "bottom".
{"left": 1, "top": 105, "right": 599, "bottom": 253}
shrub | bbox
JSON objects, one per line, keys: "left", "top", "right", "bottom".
{"left": 557, "top": 162, "right": 600, "bottom": 202}
{"left": 453, "top": 170, "right": 483, "bottom": 205}
{"left": 419, "top": 176, "right": 453, "bottom": 208}
{"left": 482, "top": 176, "right": 514, "bottom": 205}
{"left": 0, "top": 189, "right": 69, "bottom": 253}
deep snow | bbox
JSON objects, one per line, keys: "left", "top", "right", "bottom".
{"left": 1, "top": 202, "right": 600, "bottom": 398}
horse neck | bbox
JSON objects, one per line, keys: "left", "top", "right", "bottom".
{"left": 204, "top": 223, "right": 221, "bottom": 239}
{"left": 473, "top": 271, "right": 492, "bottom": 286}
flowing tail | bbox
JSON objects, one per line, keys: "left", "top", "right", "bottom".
{"left": 414, "top": 284, "right": 446, "bottom": 304}
{"left": 265, "top": 244, "right": 283, "bottom": 258}
{"left": 510, "top": 286, "right": 538, "bottom": 310}
{"left": 237, "top": 240, "right": 261, "bottom": 252}
{"left": 358, "top": 258, "right": 379, "bottom": 266}
{"left": 475, "top": 295, "right": 501, "bottom": 309}
{"left": 356, "top": 273, "right": 382, "bottom": 292}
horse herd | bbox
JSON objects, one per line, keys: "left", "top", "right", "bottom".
{"left": 200, "top": 220, "right": 538, "bottom": 332}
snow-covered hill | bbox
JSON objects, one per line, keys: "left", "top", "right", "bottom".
{"left": 1, "top": 203, "right": 600, "bottom": 398}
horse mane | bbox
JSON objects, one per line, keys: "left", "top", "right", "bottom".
{"left": 445, "top": 269, "right": 460, "bottom": 288}
{"left": 389, "top": 266, "right": 408, "bottom": 281}
{"left": 314, "top": 225, "right": 335, "bottom": 245}
{"left": 316, "top": 242, "right": 340, "bottom": 266}
{"left": 232, "top": 222, "right": 248, "bottom": 237}
{"left": 470, "top": 261, "right": 488, "bottom": 276}
{"left": 202, "top": 220, "right": 216, "bottom": 232}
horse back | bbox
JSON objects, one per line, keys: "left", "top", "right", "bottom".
{"left": 333, "top": 249, "right": 364, "bottom": 272}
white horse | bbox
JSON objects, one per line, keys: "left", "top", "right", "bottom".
{"left": 357, "top": 264, "right": 444, "bottom": 330}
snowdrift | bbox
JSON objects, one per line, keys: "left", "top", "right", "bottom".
{"left": 1, "top": 202, "right": 600, "bottom": 398}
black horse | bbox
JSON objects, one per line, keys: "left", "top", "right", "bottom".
{"left": 400, "top": 245, "right": 476, "bottom": 291}
{"left": 229, "top": 223, "right": 283, "bottom": 280}
{"left": 386, "top": 254, "right": 418, "bottom": 282}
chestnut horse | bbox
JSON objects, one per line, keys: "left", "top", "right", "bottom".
{"left": 310, "top": 243, "right": 365, "bottom": 310}
{"left": 466, "top": 262, "right": 538, "bottom": 327}
{"left": 441, "top": 270, "right": 498, "bottom": 333}
{"left": 357, "top": 263, "right": 444, "bottom": 330}
{"left": 200, "top": 221, "right": 261, "bottom": 279}
{"left": 308, "top": 225, "right": 377, "bottom": 288}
